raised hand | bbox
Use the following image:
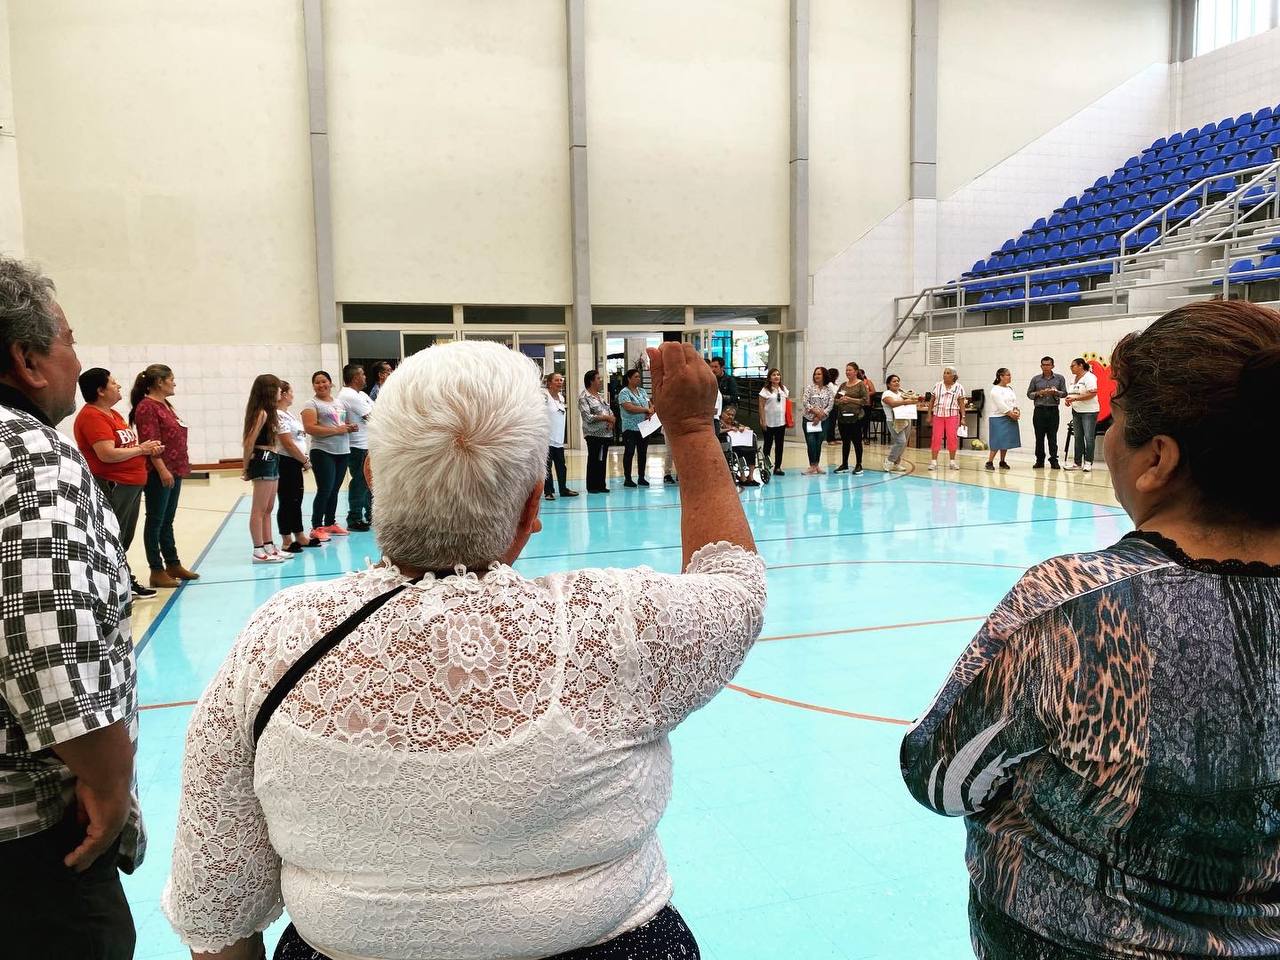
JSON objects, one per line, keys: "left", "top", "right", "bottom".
{"left": 646, "top": 343, "right": 716, "bottom": 439}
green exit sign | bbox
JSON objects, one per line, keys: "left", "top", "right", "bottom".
{"left": 1012, "top": 329, "right": 1024, "bottom": 341}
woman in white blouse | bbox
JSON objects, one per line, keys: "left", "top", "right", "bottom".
{"left": 543, "top": 372, "right": 577, "bottom": 500}
{"left": 985, "top": 367, "right": 1021, "bottom": 471}
{"left": 163, "top": 340, "right": 765, "bottom": 960}
{"left": 756, "top": 367, "right": 789, "bottom": 475}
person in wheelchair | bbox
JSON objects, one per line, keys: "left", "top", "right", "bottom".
{"left": 719, "top": 406, "right": 769, "bottom": 487}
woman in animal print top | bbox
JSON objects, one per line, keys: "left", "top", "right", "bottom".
{"left": 902, "top": 300, "right": 1280, "bottom": 959}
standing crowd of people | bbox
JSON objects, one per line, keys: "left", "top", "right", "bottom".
{"left": 4, "top": 252, "right": 1280, "bottom": 960}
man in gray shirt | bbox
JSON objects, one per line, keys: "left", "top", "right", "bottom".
{"left": 1027, "top": 356, "right": 1067, "bottom": 469}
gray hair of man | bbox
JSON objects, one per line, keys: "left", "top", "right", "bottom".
{"left": 0, "top": 258, "right": 59, "bottom": 376}
{"left": 368, "top": 339, "right": 549, "bottom": 571}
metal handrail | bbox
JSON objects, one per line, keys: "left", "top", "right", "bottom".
{"left": 884, "top": 159, "right": 1280, "bottom": 370}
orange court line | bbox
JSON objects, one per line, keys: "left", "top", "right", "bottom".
{"left": 758, "top": 613, "right": 986, "bottom": 643}
{"left": 140, "top": 699, "right": 198, "bottom": 711}
{"left": 726, "top": 683, "right": 913, "bottom": 726}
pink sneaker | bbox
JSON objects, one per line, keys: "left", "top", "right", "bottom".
{"left": 309, "top": 527, "right": 331, "bottom": 542}
{"left": 324, "top": 524, "right": 350, "bottom": 537}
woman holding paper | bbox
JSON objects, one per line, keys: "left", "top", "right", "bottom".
{"left": 802, "top": 366, "right": 834, "bottom": 476}
{"left": 618, "top": 368, "right": 655, "bottom": 487}
{"left": 986, "top": 368, "right": 1021, "bottom": 471}
{"left": 880, "top": 374, "right": 915, "bottom": 473}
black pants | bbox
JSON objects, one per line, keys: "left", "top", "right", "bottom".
{"left": 623, "top": 429, "right": 648, "bottom": 481}
{"left": 585, "top": 436, "right": 610, "bottom": 492}
{"left": 143, "top": 471, "right": 182, "bottom": 571}
{"left": 545, "top": 446, "right": 569, "bottom": 495}
{"left": 310, "top": 450, "right": 348, "bottom": 529}
{"left": 274, "top": 904, "right": 698, "bottom": 960}
{"left": 0, "top": 810, "right": 135, "bottom": 959}
{"left": 346, "top": 447, "right": 371, "bottom": 524}
{"left": 762, "top": 426, "right": 785, "bottom": 468}
{"left": 838, "top": 417, "right": 863, "bottom": 469}
{"left": 277, "top": 455, "right": 306, "bottom": 536}
{"left": 97, "top": 479, "right": 143, "bottom": 552}
{"left": 1032, "top": 406, "right": 1060, "bottom": 464}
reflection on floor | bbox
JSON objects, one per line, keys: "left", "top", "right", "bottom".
{"left": 123, "top": 453, "right": 1128, "bottom": 959}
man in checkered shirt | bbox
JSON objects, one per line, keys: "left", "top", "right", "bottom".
{"left": 0, "top": 257, "right": 142, "bottom": 957}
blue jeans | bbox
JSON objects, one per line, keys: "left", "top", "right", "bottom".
{"left": 804, "top": 426, "right": 825, "bottom": 465}
{"left": 310, "top": 450, "right": 348, "bottom": 529}
{"left": 346, "top": 447, "right": 371, "bottom": 524}
{"left": 1072, "top": 411, "right": 1098, "bottom": 465}
{"left": 143, "top": 472, "right": 182, "bottom": 571}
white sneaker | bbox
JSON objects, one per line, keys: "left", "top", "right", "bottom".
{"left": 928, "top": 461, "right": 938, "bottom": 472}
{"left": 266, "top": 542, "right": 294, "bottom": 560}
{"left": 1082, "top": 462, "right": 1093, "bottom": 473}
{"left": 252, "top": 548, "right": 284, "bottom": 564}
{"left": 893, "top": 464, "right": 909, "bottom": 473}
{"left": 949, "top": 461, "right": 959, "bottom": 471}
{"left": 1064, "top": 464, "right": 1078, "bottom": 472}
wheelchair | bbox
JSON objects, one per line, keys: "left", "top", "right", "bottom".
{"left": 720, "top": 428, "right": 771, "bottom": 486}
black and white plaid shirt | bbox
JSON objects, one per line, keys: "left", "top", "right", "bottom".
{"left": 0, "top": 384, "right": 144, "bottom": 871}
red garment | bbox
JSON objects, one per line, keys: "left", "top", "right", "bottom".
{"left": 133, "top": 396, "right": 190, "bottom": 477}
{"left": 73, "top": 405, "right": 147, "bottom": 485}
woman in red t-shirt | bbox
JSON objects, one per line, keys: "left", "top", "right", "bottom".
{"left": 73, "top": 368, "right": 164, "bottom": 599}
{"left": 131, "top": 363, "right": 199, "bottom": 589}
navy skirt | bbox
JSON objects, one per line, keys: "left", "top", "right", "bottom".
{"left": 988, "top": 415, "right": 1021, "bottom": 450}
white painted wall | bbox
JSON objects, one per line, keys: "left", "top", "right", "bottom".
{"left": 585, "top": 0, "right": 789, "bottom": 305}
{"left": 7, "top": 0, "right": 318, "bottom": 346}
{"left": 1178, "top": 27, "right": 1280, "bottom": 130}
{"left": 936, "top": 0, "right": 1171, "bottom": 199}
{"left": 936, "top": 64, "right": 1172, "bottom": 284}
{"left": 325, "top": 0, "right": 571, "bottom": 306}
{"left": 808, "top": 0, "right": 911, "bottom": 270}
{"left": 0, "top": 1, "right": 23, "bottom": 258}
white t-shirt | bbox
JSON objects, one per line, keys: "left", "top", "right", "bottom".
{"left": 1069, "top": 371, "right": 1100, "bottom": 414}
{"left": 988, "top": 385, "right": 1020, "bottom": 418}
{"left": 338, "top": 386, "right": 375, "bottom": 450}
{"left": 545, "top": 392, "right": 567, "bottom": 448}
{"left": 757, "top": 386, "right": 789, "bottom": 428}
{"left": 276, "top": 408, "right": 308, "bottom": 457}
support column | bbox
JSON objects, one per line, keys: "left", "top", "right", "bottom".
{"left": 565, "top": 0, "right": 593, "bottom": 447}
{"left": 909, "top": 0, "right": 940, "bottom": 299}
{"left": 0, "top": 0, "right": 24, "bottom": 257}
{"left": 789, "top": 0, "right": 809, "bottom": 339}
{"left": 302, "top": 0, "right": 338, "bottom": 354}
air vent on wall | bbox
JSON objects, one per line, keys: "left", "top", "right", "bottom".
{"left": 926, "top": 334, "right": 957, "bottom": 367}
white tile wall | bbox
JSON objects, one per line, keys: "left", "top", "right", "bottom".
{"left": 60, "top": 342, "right": 337, "bottom": 465}
{"left": 888, "top": 314, "right": 1156, "bottom": 452}
{"left": 1178, "top": 28, "right": 1280, "bottom": 130}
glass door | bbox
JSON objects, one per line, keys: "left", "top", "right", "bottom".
{"left": 403, "top": 331, "right": 454, "bottom": 357}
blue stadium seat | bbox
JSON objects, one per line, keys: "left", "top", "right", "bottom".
{"left": 1150, "top": 188, "right": 1173, "bottom": 207}
{"left": 1153, "top": 136, "right": 1168, "bottom": 149}
{"left": 1093, "top": 176, "right": 1109, "bottom": 189}
{"left": 1236, "top": 110, "right": 1255, "bottom": 128}
{"left": 1015, "top": 234, "right": 1031, "bottom": 250}
{"left": 1171, "top": 198, "right": 1200, "bottom": 220}
{"left": 1200, "top": 120, "right": 1218, "bottom": 135}
{"left": 1255, "top": 106, "right": 1273, "bottom": 124}
{"left": 1046, "top": 243, "right": 1064, "bottom": 262}
{"left": 1063, "top": 195, "right": 1080, "bottom": 210}
{"left": 1174, "top": 138, "right": 1195, "bottom": 155}
{"left": 1219, "top": 115, "right": 1238, "bottom": 131}
{"left": 1227, "top": 153, "right": 1251, "bottom": 173}
{"left": 1145, "top": 174, "right": 1166, "bottom": 191}
{"left": 1257, "top": 253, "right": 1280, "bottom": 279}
{"left": 970, "top": 291, "right": 995, "bottom": 312}
{"left": 1249, "top": 148, "right": 1274, "bottom": 166}
{"left": 1212, "top": 129, "right": 1233, "bottom": 147}
{"left": 1097, "top": 235, "right": 1119, "bottom": 257}
{"left": 1097, "top": 216, "right": 1117, "bottom": 234}
{"left": 1040, "top": 282, "right": 1062, "bottom": 301}
{"left": 1060, "top": 240, "right": 1081, "bottom": 261}
{"left": 1256, "top": 117, "right": 1278, "bottom": 136}
{"left": 1013, "top": 251, "right": 1031, "bottom": 268}
{"left": 1108, "top": 170, "right": 1126, "bottom": 186}
{"left": 1032, "top": 217, "right": 1047, "bottom": 231}
{"left": 1059, "top": 280, "right": 1082, "bottom": 302}
{"left": 1259, "top": 237, "right": 1280, "bottom": 252}
{"left": 1208, "top": 175, "right": 1236, "bottom": 195}
{"left": 998, "top": 254, "right": 1015, "bottom": 270}
{"left": 1158, "top": 157, "right": 1178, "bottom": 173}
{"left": 1240, "top": 184, "right": 1273, "bottom": 206}
{"left": 1167, "top": 131, "right": 1183, "bottom": 146}
{"left": 1112, "top": 196, "right": 1132, "bottom": 214}
{"left": 1000, "top": 239, "right": 1017, "bottom": 253}
{"left": 1046, "top": 227, "right": 1063, "bottom": 243}
{"left": 1126, "top": 226, "right": 1159, "bottom": 249}
{"left": 1116, "top": 212, "right": 1137, "bottom": 231}
{"left": 1048, "top": 211, "right": 1065, "bottom": 228}
{"left": 1266, "top": 130, "right": 1280, "bottom": 149}
{"left": 1211, "top": 258, "right": 1260, "bottom": 286}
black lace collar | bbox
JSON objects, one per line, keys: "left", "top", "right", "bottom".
{"left": 1124, "top": 530, "right": 1280, "bottom": 578}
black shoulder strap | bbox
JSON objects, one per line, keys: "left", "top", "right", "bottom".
{"left": 252, "top": 579, "right": 420, "bottom": 746}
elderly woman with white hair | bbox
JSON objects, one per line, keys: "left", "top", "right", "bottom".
{"left": 928, "top": 366, "right": 967, "bottom": 472}
{"left": 162, "top": 340, "right": 764, "bottom": 960}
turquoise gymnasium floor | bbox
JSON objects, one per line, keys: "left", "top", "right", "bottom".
{"left": 123, "top": 469, "right": 1130, "bottom": 959}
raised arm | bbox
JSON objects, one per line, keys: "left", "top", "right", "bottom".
{"left": 646, "top": 342, "right": 754, "bottom": 568}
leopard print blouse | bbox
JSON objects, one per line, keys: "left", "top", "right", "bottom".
{"left": 902, "top": 532, "right": 1280, "bottom": 959}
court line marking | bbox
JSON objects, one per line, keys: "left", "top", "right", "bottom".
{"left": 758, "top": 613, "right": 986, "bottom": 643}
{"left": 725, "top": 684, "right": 912, "bottom": 726}
{"left": 133, "top": 494, "right": 245, "bottom": 658}
{"left": 140, "top": 699, "right": 198, "bottom": 712}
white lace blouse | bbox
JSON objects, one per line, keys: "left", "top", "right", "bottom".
{"left": 162, "top": 542, "right": 766, "bottom": 960}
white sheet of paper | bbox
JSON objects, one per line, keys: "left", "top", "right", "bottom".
{"left": 892, "top": 403, "right": 918, "bottom": 421}
{"left": 804, "top": 420, "right": 823, "bottom": 433}
{"left": 957, "top": 424, "right": 969, "bottom": 438}
{"left": 638, "top": 414, "right": 662, "bottom": 438}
